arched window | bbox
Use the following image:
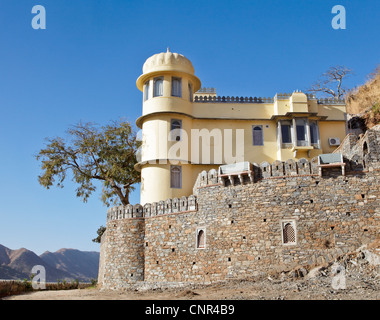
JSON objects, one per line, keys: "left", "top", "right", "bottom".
{"left": 197, "top": 229, "right": 205, "bottom": 248}
{"left": 283, "top": 222, "right": 296, "bottom": 244}
{"left": 252, "top": 125, "right": 263, "bottom": 146}
{"left": 170, "top": 165, "right": 182, "bottom": 189}
{"left": 170, "top": 119, "right": 182, "bottom": 141}
{"left": 153, "top": 77, "right": 163, "bottom": 97}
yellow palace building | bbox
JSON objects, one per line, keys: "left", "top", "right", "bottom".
{"left": 135, "top": 50, "right": 347, "bottom": 204}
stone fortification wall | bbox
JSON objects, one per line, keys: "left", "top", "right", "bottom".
{"left": 99, "top": 218, "right": 145, "bottom": 290}
{"left": 98, "top": 128, "right": 380, "bottom": 289}
{"left": 334, "top": 124, "right": 380, "bottom": 169}
{"left": 142, "top": 171, "right": 379, "bottom": 283}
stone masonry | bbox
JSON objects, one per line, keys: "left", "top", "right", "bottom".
{"left": 98, "top": 126, "right": 380, "bottom": 289}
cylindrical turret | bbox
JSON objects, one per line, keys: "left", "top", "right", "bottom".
{"left": 135, "top": 49, "right": 201, "bottom": 204}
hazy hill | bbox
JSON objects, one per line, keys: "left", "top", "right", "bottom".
{"left": 40, "top": 249, "right": 100, "bottom": 281}
{"left": 0, "top": 244, "right": 99, "bottom": 282}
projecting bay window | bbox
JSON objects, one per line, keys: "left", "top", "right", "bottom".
{"left": 309, "top": 120, "right": 320, "bottom": 148}
{"left": 278, "top": 119, "right": 320, "bottom": 149}
{"left": 295, "top": 118, "right": 308, "bottom": 147}
{"left": 280, "top": 121, "right": 292, "bottom": 146}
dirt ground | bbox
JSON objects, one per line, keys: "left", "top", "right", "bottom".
{"left": 4, "top": 244, "right": 379, "bottom": 300}
{"left": 3, "top": 276, "right": 379, "bottom": 300}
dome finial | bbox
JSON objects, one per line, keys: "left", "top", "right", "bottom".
{"left": 167, "top": 47, "right": 170, "bottom": 53}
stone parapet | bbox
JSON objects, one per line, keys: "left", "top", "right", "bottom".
{"left": 107, "top": 195, "right": 197, "bottom": 221}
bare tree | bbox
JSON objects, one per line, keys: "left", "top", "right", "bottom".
{"left": 307, "top": 66, "right": 354, "bottom": 99}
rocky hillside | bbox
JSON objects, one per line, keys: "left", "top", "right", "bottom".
{"left": 0, "top": 244, "right": 99, "bottom": 282}
{"left": 346, "top": 66, "right": 380, "bottom": 130}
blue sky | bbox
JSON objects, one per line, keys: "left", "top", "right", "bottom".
{"left": 0, "top": 0, "right": 379, "bottom": 255}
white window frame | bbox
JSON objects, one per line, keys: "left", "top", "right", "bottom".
{"left": 295, "top": 118, "right": 309, "bottom": 147}
{"left": 309, "top": 120, "right": 320, "bottom": 148}
{"left": 279, "top": 120, "right": 293, "bottom": 146}
{"left": 144, "top": 80, "right": 150, "bottom": 101}
{"left": 171, "top": 77, "right": 182, "bottom": 97}
{"left": 153, "top": 77, "right": 163, "bottom": 97}
{"left": 170, "top": 165, "right": 182, "bottom": 189}
{"left": 252, "top": 125, "right": 264, "bottom": 146}
{"left": 281, "top": 220, "right": 297, "bottom": 245}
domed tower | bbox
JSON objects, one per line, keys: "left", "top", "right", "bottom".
{"left": 135, "top": 49, "right": 201, "bottom": 204}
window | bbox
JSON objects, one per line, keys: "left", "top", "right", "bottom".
{"left": 170, "top": 165, "right": 182, "bottom": 189}
{"left": 170, "top": 119, "right": 182, "bottom": 141}
{"left": 153, "top": 77, "right": 163, "bottom": 97}
{"left": 252, "top": 125, "right": 263, "bottom": 146}
{"left": 144, "top": 80, "right": 150, "bottom": 101}
{"left": 309, "top": 121, "right": 319, "bottom": 146}
{"left": 282, "top": 221, "right": 296, "bottom": 244}
{"left": 280, "top": 121, "right": 292, "bottom": 144}
{"left": 188, "top": 83, "right": 193, "bottom": 102}
{"left": 296, "top": 119, "right": 307, "bottom": 146}
{"left": 196, "top": 228, "right": 205, "bottom": 249}
{"left": 171, "top": 77, "right": 182, "bottom": 97}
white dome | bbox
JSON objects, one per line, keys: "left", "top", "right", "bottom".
{"left": 142, "top": 49, "right": 195, "bottom": 75}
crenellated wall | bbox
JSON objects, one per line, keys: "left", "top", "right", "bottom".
{"left": 98, "top": 127, "right": 380, "bottom": 289}
{"left": 193, "top": 92, "right": 345, "bottom": 105}
{"left": 106, "top": 195, "right": 197, "bottom": 220}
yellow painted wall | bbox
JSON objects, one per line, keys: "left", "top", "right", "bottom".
{"left": 192, "top": 103, "right": 274, "bottom": 119}
{"left": 317, "top": 104, "right": 346, "bottom": 121}
{"left": 136, "top": 51, "right": 348, "bottom": 204}
{"left": 140, "top": 163, "right": 194, "bottom": 205}
{"left": 319, "top": 121, "right": 347, "bottom": 154}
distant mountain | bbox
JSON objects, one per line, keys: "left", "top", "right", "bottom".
{"left": 0, "top": 244, "right": 99, "bottom": 282}
{"left": 40, "top": 249, "right": 99, "bottom": 281}
{"left": 0, "top": 265, "right": 27, "bottom": 280}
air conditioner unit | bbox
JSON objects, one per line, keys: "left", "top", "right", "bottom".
{"left": 328, "top": 137, "right": 340, "bottom": 146}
